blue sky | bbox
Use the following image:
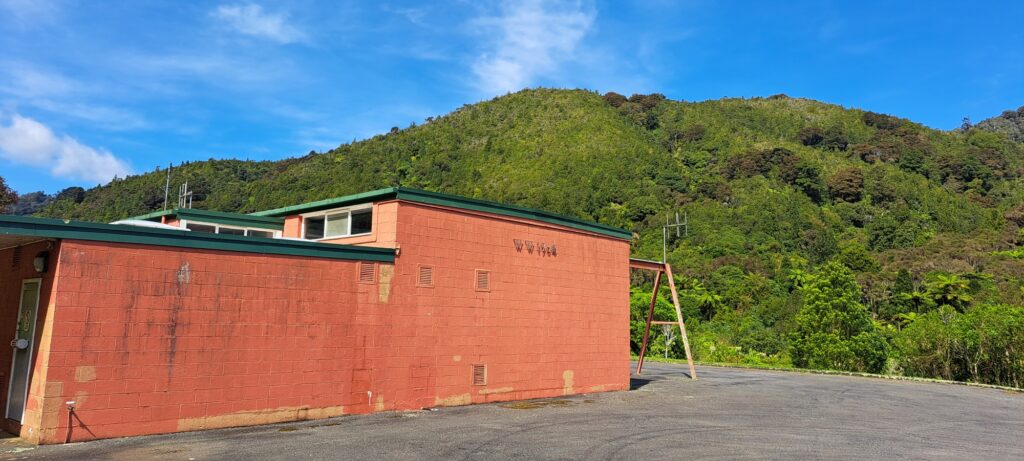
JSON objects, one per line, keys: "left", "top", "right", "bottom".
{"left": 1, "top": 0, "right": 1022, "bottom": 194}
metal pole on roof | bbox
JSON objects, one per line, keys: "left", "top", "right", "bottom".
{"left": 662, "top": 216, "right": 668, "bottom": 263}
{"left": 163, "top": 163, "right": 172, "bottom": 210}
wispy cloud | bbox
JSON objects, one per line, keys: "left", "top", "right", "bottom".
{"left": 0, "top": 0, "right": 59, "bottom": 28}
{"left": 1, "top": 65, "right": 79, "bottom": 99}
{"left": 386, "top": 6, "right": 429, "bottom": 27}
{"left": 0, "top": 64, "right": 148, "bottom": 130}
{"left": 471, "top": 0, "right": 595, "bottom": 95}
{"left": 124, "top": 52, "right": 293, "bottom": 87}
{"left": 212, "top": 4, "right": 307, "bottom": 44}
{"left": 0, "top": 114, "right": 132, "bottom": 183}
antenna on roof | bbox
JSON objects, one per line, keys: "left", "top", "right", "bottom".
{"left": 163, "top": 162, "right": 172, "bottom": 210}
{"left": 178, "top": 182, "right": 193, "bottom": 209}
{"left": 662, "top": 209, "right": 689, "bottom": 263}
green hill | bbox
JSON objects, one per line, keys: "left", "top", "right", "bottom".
{"left": 976, "top": 106, "right": 1024, "bottom": 143}
{"left": 33, "top": 89, "right": 1024, "bottom": 387}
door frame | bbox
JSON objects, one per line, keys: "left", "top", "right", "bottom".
{"left": 5, "top": 278, "right": 42, "bottom": 422}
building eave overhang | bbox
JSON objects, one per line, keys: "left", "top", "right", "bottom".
{"left": 0, "top": 215, "right": 394, "bottom": 262}
{"left": 252, "top": 187, "right": 633, "bottom": 240}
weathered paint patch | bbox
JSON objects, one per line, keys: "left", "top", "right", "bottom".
{"left": 72, "top": 391, "right": 89, "bottom": 408}
{"left": 176, "top": 262, "right": 191, "bottom": 284}
{"left": 478, "top": 386, "right": 514, "bottom": 395}
{"left": 378, "top": 264, "right": 394, "bottom": 302}
{"left": 588, "top": 385, "right": 606, "bottom": 392}
{"left": 562, "top": 370, "right": 574, "bottom": 395}
{"left": 433, "top": 394, "right": 471, "bottom": 407}
{"left": 74, "top": 366, "right": 96, "bottom": 383}
{"left": 374, "top": 396, "right": 385, "bottom": 412}
{"left": 452, "top": 355, "right": 462, "bottom": 362}
{"left": 44, "top": 381, "right": 63, "bottom": 398}
{"left": 177, "top": 405, "right": 345, "bottom": 432}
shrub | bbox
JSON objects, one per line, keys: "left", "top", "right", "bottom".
{"left": 790, "top": 262, "right": 889, "bottom": 373}
{"left": 827, "top": 167, "right": 865, "bottom": 202}
{"left": 861, "top": 111, "right": 903, "bottom": 130}
{"left": 867, "top": 212, "right": 924, "bottom": 250}
{"left": 602, "top": 92, "right": 627, "bottom": 108}
{"left": 55, "top": 186, "right": 86, "bottom": 204}
{"left": 0, "top": 176, "right": 15, "bottom": 210}
{"left": 896, "top": 304, "right": 1024, "bottom": 387}
{"left": 821, "top": 126, "right": 850, "bottom": 151}
{"left": 798, "top": 126, "right": 824, "bottom": 146}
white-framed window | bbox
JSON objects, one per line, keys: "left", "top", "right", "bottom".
{"left": 183, "top": 221, "right": 280, "bottom": 238}
{"left": 301, "top": 206, "right": 373, "bottom": 240}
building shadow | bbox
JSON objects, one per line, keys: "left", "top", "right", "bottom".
{"left": 629, "top": 377, "right": 653, "bottom": 390}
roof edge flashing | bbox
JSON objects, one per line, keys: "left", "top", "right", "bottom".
{"left": 0, "top": 215, "right": 393, "bottom": 262}
{"left": 250, "top": 187, "right": 631, "bottom": 240}
{"left": 128, "top": 208, "right": 285, "bottom": 230}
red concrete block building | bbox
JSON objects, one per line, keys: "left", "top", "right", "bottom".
{"left": 0, "top": 188, "right": 632, "bottom": 444}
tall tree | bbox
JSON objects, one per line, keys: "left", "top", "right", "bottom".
{"left": 790, "top": 262, "right": 889, "bottom": 372}
{"left": 0, "top": 176, "right": 16, "bottom": 211}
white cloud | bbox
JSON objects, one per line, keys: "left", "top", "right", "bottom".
{"left": 0, "top": 114, "right": 132, "bottom": 184}
{"left": 471, "top": 0, "right": 595, "bottom": 95}
{"left": 212, "top": 4, "right": 307, "bottom": 44}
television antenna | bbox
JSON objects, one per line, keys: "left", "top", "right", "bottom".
{"left": 177, "top": 182, "right": 193, "bottom": 209}
{"left": 662, "top": 210, "right": 688, "bottom": 263}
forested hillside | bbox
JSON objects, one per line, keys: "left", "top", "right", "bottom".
{"left": 976, "top": 106, "right": 1024, "bottom": 143}
{"left": 25, "top": 89, "right": 1024, "bottom": 387}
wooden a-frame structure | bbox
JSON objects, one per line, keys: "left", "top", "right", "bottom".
{"left": 630, "top": 258, "right": 696, "bottom": 379}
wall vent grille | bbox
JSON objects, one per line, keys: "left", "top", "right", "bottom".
{"left": 11, "top": 246, "right": 21, "bottom": 268}
{"left": 358, "top": 262, "right": 376, "bottom": 283}
{"left": 472, "top": 364, "right": 487, "bottom": 386}
{"left": 417, "top": 265, "right": 434, "bottom": 287}
{"left": 475, "top": 270, "right": 490, "bottom": 292}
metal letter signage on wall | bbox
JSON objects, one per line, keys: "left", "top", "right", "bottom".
{"left": 513, "top": 239, "right": 557, "bottom": 257}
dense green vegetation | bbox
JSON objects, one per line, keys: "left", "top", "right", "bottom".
{"left": 0, "top": 177, "right": 15, "bottom": 210}
{"left": 975, "top": 106, "right": 1024, "bottom": 143}
{"left": 16, "top": 89, "right": 1024, "bottom": 387}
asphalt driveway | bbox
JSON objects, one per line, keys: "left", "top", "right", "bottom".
{"left": 3, "top": 362, "right": 1022, "bottom": 460}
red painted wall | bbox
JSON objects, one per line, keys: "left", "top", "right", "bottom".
{"left": 10, "top": 200, "right": 630, "bottom": 443}
{"left": 386, "top": 202, "right": 631, "bottom": 408}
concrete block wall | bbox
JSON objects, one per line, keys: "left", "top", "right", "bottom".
{"left": 9, "top": 199, "right": 630, "bottom": 443}
{"left": 387, "top": 202, "right": 631, "bottom": 408}
{"left": 29, "top": 241, "right": 382, "bottom": 442}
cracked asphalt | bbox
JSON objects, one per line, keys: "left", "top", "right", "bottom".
{"left": 2, "top": 362, "right": 1022, "bottom": 460}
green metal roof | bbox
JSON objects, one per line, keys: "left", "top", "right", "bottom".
{"left": 252, "top": 187, "right": 632, "bottom": 240}
{"left": 250, "top": 187, "right": 399, "bottom": 217}
{"left": 130, "top": 208, "right": 284, "bottom": 230}
{"left": 0, "top": 215, "right": 394, "bottom": 262}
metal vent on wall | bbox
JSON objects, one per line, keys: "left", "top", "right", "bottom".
{"left": 11, "top": 246, "right": 22, "bottom": 268}
{"left": 475, "top": 270, "right": 490, "bottom": 291}
{"left": 418, "top": 265, "right": 434, "bottom": 287}
{"left": 358, "top": 262, "right": 376, "bottom": 283}
{"left": 472, "top": 364, "right": 487, "bottom": 386}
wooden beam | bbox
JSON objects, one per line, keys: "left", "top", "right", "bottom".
{"left": 635, "top": 270, "right": 661, "bottom": 375}
{"left": 663, "top": 263, "right": 697, "bottom": 380}
{"left": 629, "top": 258, "right": 665, "bottom": 271}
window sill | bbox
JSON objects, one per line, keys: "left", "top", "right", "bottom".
{"left": 313, "top": 233, "right": 377, "bottom": 245}
{"left": 304, "top": 232, "right": 372, "bottom": 242}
